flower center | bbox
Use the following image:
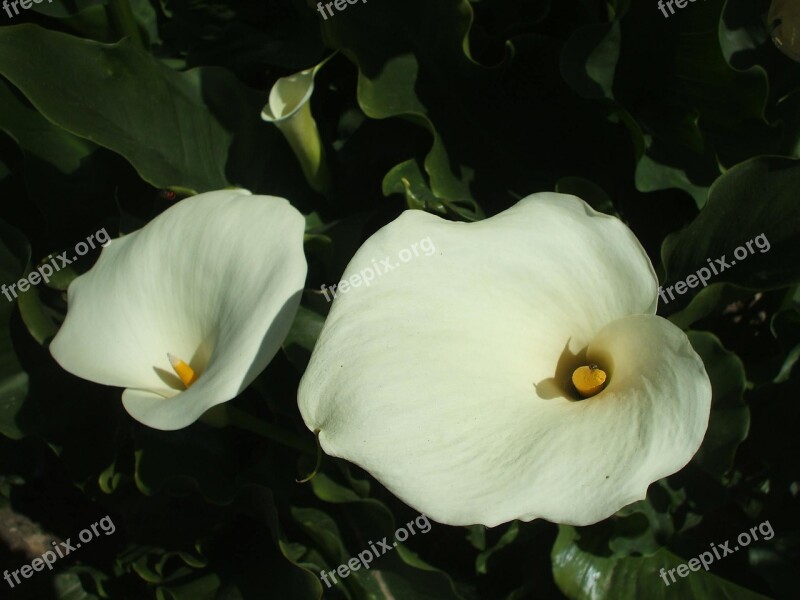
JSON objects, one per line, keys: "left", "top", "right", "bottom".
{"left": 167, "top": 353, "right": 198, "bottom": 388}
{"left": 571, "top": 364, "right": 607, "bottom": 398}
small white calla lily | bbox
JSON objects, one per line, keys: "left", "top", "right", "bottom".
{"left": 50, "top": 189, "right": 307, "bottom": 431}
{"left": 261, "top": 61, "right": 330, "bottom": 193}
{"left": 298, "top": 193, "right": 711, "bottom": 527}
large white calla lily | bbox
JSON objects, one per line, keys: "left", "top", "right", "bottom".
{"left": 50, "top": 189, "right": 307, "bottom": 431}
{"left": 298, "top": 193, "right": 711, "bottom": 527}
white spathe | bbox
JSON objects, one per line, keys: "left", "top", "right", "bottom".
{"left": 298, "top": 193, "right": 711, "bottom": 527}
{"left": 261, "top": 63, "right": 330, "bottom": 193}
{"left": 50, "top": 189, "right": 307, "bottom": 431}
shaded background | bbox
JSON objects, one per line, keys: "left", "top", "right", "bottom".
{"left": 1, "top": 0, "right": 799, "bottom": 598}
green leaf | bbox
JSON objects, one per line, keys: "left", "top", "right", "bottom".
{"left": 17, "top": 283, "right": 60, "bottom": 345}
{"left": 569, "top": 479, "right": 689, "bottom": 564}
{"left": 282, "top": 305, "right": 325, "bottom": 372}
{"left": 322, "top": 0, "right": 626, "bottom": 217}
{"left": 0, "top": 77, "right": 97, "bottom": 176}
{"left": 309, "top": 472, "right": 362, "bottom": 503}
{"left": 663, "top": 156, "right": 800, "bottom": 300}
{"left": 622, "top": 0, "right": 769, "bottom": 132}
{"left": 54, "top": 571, "right": 102, "bottom": 600}
{"left": 0, "top": 221, "right": 29, "bottom": 440}
{"left": 745, "top": 373, "right": 800, "bottom": 487}
{"left": 555, "top": 176, "right": 616, "bottom": 216}
{"left": 382, "top": 160, "right": 449, "bottom": 217}
{"left": 160, "top": 0, "right": 324, "bottom": 73}
{"left": 301, "top": 469, "right": 469, "bottom": 599}
{"left": 355, "top": 51, "right": 483, "bottom": 221}
{"left": 32, "top": 0, "right": 105, "bottom": 18}
{"left": 560, "top": 21, "right": 620, "bottom": 100}
{"left": 687, "top": 331, "right": 749, "bottom": 479}
{"left": 612, "top": 0, "right": 773, "bottom": 204}
{"left": 769, "top": 0, "right": 800, "bottom": 62}
{"left": 155, "top": 573, "right": 222, "bottom": 600}
{"left": 636, "top": 151, "right": 711, "bottom": 209}
{"left": 552, "top": 524, "right": 771, "bottom": 600}
{"left": 129, "top": 0, "right": 162, "bottom": 46}
{"left": 28, "top": 0, "right": 126, "bottom": 48}
{"left": 771, "top": 308, "right": 800, "bottom": 382}
{"left": 475, "top": 521, "right": 519, "bottom": 575}
{"left": 663, "top": 283, "right": 767, "bottom": 329}
{"left": 666, "top": 283, "right": 726, "bottom": 329}
{"left": 0, "top": 74, "right": 120, "bottom": 229}
{"left": 292, "top": 504, "right": 465, "bottom": 600}
{"left": 0, "top": 25, "right": 300, "bottom": 194}
{"left": 134, "top": 425, "right": 243, "bottom": 502}
{"left": 465, "top": 525, "right": 485, "bottom": 551}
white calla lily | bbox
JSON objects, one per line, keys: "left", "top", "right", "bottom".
{"left": 261, "top": 61, "right": 330, "bottom": 193}
{"left": 298, "top": 193, "right": 711, "bottom": 527}
{"left": 50, "top": 189, "right": 307, "bottom": 431}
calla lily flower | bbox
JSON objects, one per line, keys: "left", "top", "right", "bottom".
{"left": 298, "top": 193, "right": 712, "bottom": 527}
{"left": 261, "top": 61, "right": 330, "bottom": 193}
{"left": 50, "top": 189, "right": 307, "bottom": 431}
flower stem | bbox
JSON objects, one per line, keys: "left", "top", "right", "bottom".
{"left": 202, "top": 404, "right": 315, "bottom": 455}
{"left": 106, "top": 0, "right": 146, "bottom": 49}
{"left": 296, "top": 430, "right": 323, "bottom": 483}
